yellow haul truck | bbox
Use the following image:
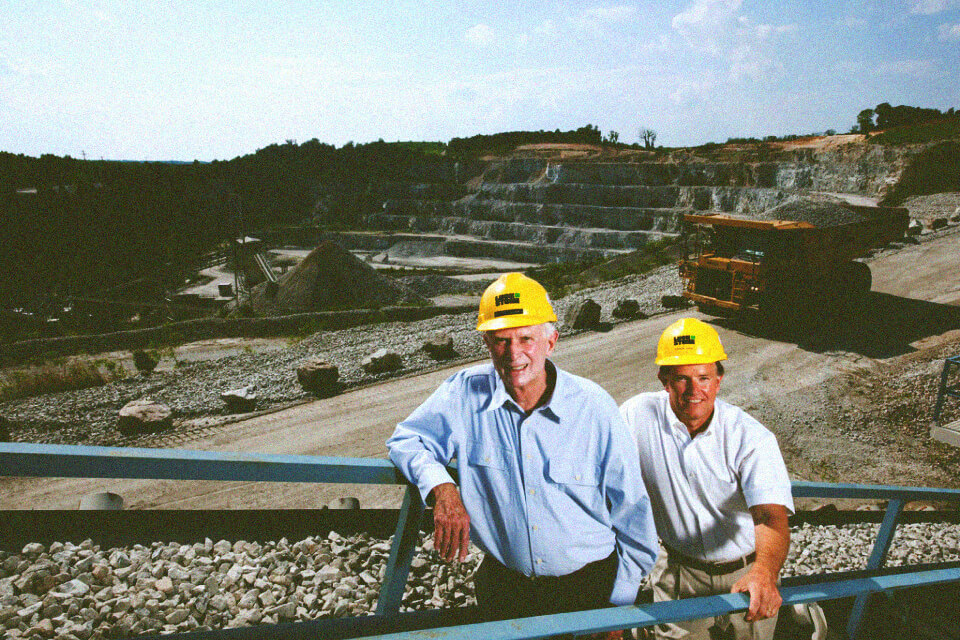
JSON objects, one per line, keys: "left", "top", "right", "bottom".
{"left": 679, "top": 199, "right": 909, "bottom": 322}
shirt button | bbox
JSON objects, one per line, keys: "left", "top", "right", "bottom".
{"left": 532, "top": 525, "right": 538, "bottom": 531}
{"left": 575, "top": 473, "right": 582, "bottom": 481}
{"left": 536, "top": 558, "right": 542, "bottom": 564}
{"left": 529, "top": 489, "right": 536, "bottom": 495}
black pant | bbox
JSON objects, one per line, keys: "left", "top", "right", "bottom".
{"left": 474, "top": 551, "right": 619, "bottom": 623}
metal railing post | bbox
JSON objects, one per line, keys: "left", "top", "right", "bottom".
{"left": 375, "top": 485, "right": 425, "bottom": 616}
{"left": 847, "top": 498, "right": 904, "bottom": 639}
{"left": 932, "top": 356, "right": 960, "bottom": 426}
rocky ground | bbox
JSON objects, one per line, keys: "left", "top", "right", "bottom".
{"left": 2, "top": 196, "right": 960, "bottom": 639}
{"left": 2, "top": 522, "right": 958, "bottom": 639}
{"left": 1, "top": 194, "right": 957, "bottom": 451}
{"left": 0, "top": 265, "right": 682, "bottom": 449}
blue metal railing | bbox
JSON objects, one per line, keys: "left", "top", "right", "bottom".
{"left": 2, "top": 442, "right": 959, "bottom": 640}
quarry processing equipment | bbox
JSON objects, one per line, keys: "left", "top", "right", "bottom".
{"left": 678, "top": 200, "right": 910, "bottom": 321}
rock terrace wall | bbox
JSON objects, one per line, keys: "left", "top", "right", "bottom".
{"left": 364, "top": 144, "right": 912, "bottom": 264}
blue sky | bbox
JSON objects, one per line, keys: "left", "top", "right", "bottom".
{"left": 2, "top": 1, "right": 959, "bottom": 161}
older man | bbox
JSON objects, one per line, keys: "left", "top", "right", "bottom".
{"left": 620, "top": 318, "right": 793, "bottom": 640}
{"left": 388, "top": 272, "right": 658, "bottom": 628}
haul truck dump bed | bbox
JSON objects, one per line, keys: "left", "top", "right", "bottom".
{"left": 679, "top": 198, "right": 909, "bottom": 319}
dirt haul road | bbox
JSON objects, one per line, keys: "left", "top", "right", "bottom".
{"left": 3, "top": 231, "right": 960, "bottom": 510}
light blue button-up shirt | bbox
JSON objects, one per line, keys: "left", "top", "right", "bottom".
{"left": 387, "top": 361, "right": 659, "bottom": 606}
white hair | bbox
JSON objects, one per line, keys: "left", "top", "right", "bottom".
{"left": 483, "top": 322, "right": 557, "bottom": 341}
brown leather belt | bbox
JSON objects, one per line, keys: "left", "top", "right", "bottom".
{"left": 664, "top": 544, "right": 756, "bottom": 576}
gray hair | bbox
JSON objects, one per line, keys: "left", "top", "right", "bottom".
{"left": 484, "top": 322, "right": 557, "bottom": 341}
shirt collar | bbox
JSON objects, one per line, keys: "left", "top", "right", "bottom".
{"left": 662, "top": 390, "right": 715, "bottom": 439}
{"left": 482, "top": 360, "right": 562, "bottom": 423}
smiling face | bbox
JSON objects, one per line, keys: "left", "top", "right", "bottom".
{"left": 484, "top": 323, "right": 558, "bottom": 410}
{"left": 658, "top": 362, "right": 723, "bottom": 435}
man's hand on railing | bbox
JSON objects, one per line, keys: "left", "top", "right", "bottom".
{"left": 735, "top": 502, "right": 790, "bottom": 621}
{"left": 431, "top": 482, "right": 471, "bottom": 562}
{"left": 731, "top": 565, "right": 782, "bottom": 621}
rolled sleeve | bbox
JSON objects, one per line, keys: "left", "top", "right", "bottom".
{"left": 387, "top": 378, "right": 460, "bottom": 503}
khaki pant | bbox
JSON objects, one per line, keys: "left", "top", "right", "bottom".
{"left": 649, "top": 549, "right": 778, "bottom": 640}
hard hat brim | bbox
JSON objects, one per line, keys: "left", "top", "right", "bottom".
{"left": 654, "top": 352, "right": 728, "bottom": 366}
{"left": 476, "top": 313, "right": 557, "bottom": 332}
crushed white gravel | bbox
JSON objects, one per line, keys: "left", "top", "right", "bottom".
{"left": 2, "top": 521, "right": 958, "bottom": 639}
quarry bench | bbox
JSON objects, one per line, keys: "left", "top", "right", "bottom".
{"left": 1, "top": 442, "right": 959, "bottom": 640}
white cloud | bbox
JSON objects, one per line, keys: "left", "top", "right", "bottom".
{"left": 910, "top": 0, "right": 957, "bottom": 15}
{"left": 1, "top": 56, "right": 58, "bottom": 78}
{"left": 534, "top": 19, "right": 560, "bottom": 39}
{"left": 669, "top": 79, "right": 714, "bottom": 107}
{"left": 576, "top": 5, "right": 638, "bottom": 28}
{"left": 464, "top": 24, "right": 495, "bottom": 47}
{"left": 840, "top": 16, "right": 868, "bottom": 28}
{"left": 671, "top": 0, "right": 743, "bottom": 56}
{"left": 938, "top": 23, "right": 960, "bottom": 41}
{"left": 875, "top": 59, "right": 939, "bottom": 79}
{"left": 670, "top": 0, "right": 796, "bottom": 82}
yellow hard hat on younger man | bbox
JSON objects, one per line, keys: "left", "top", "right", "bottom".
{"left": 477, "top": 273, "right": 557, "bottom": 331}
{"left": 655, "top": 317, "right": 728, "bottom": 366}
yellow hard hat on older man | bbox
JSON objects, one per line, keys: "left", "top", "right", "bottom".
{"left": 477, "top": 272, "right": 557, "bottom": 331}
{"left": 655, "top": 317, "right": 728, "bottom": 366}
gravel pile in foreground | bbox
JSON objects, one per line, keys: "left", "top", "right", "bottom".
{"left": 0, "top": 266, "right": 681, "bottom": 448}
{"left": 2, "top": 522, "right": 958, "bottom": 639}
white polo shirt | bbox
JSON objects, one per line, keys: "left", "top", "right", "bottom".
{"left": 620, "top": 391, "right": 794, "bottom": 563}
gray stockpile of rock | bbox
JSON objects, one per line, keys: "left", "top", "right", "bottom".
{"left": 755, "top": 195, "right": 867, "bottom": 228}
{"left": 248, "top": 242, "right": 429, "bottom": 315}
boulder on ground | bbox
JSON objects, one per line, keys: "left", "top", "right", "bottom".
{"left": 297, "top": 360, "right": 340, "bottom": 397}
{"left": 661, "top": 294, "right": 692, "bottom": 310}
{"left": 220, "top": 386, "right": 258, "bottom": 412}
{"left": 362, "top": 349, "right": 403, "bottom": 374}
{"left": 325, "top": 497, "right": 360, "bottom": 510}
{"left": 612, "top": 299, "right": 645, "bottom": 319}
{"left": 132, "top": 350, "right": 158, "bottom": 374}
{"left": 423, "top": 333, "right": 458, "bottom": 361}
{"left": 79, "top": 492, "right": 124, "bottom": 510}
{"left": 117, "top": 399, "right": 172, "bottom": 436}
{"left": 907, "top": 219, "right": 923, "bottom": 236}
{"left": 564, "top": 299, "right": 602, "bottom": 331}
{"left": 931, "top": 217, "right": 948, "bottom": 230}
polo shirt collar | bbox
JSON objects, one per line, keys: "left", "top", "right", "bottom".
{"left": 662, "top": 391, "right": 716, "bottom": 439}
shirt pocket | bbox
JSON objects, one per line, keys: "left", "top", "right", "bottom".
{"left": 466, "top": 444, "right": 510, "bottom": 470}
{"left": 694, "top": 469, "right": 746, "bottom": 515}
{"left": 547, "top": 461, "right": 604, "bottom": 512}
{"left": 548, "top": 461, "right": 601, "bottom": 486}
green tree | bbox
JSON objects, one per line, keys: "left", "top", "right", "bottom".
{"left": 640, "top": 128, "right": 658, "bottom": 149}
{"left": 856, "top": 109, "right": 875, "bottom": 133}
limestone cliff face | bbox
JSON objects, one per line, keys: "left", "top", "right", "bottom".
{"left": 776, "top": 144, "right": 913, "bottom": 195}
{"left": 356, "top": 140, "right": 920, "bottom": 262}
